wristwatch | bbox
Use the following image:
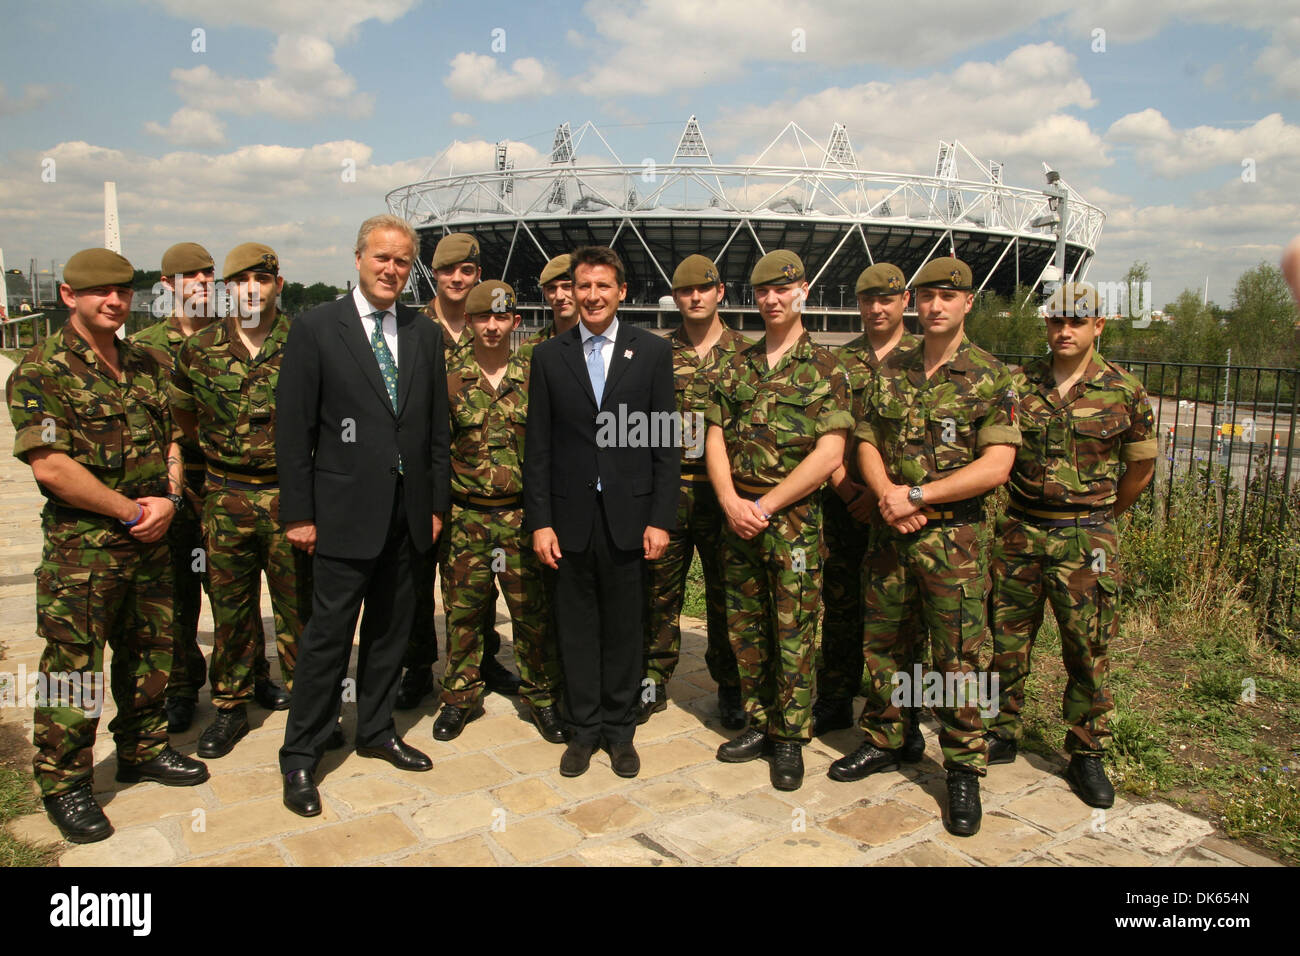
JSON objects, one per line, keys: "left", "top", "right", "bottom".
{"left": 165, "top": 493, "right": 185, "bottom": 513}
{"left": 908, "top": 486, "right": 925, "bottom": 507}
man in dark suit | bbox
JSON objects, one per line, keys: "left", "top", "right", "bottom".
{"left": 525, "top": 246, "right": 679, "bottom": 778}
{"left": 275, "top": 214, "right": 450, "bottom": 816}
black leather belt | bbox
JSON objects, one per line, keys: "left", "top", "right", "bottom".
{"left": 919, "top": 499, "right": 983, "bottom": 526}
{"left": 1007, "top": 503, "right": 1113, "bottom": 528}
{"left": 452, "top": 492, "right": 523, "bottom": 511}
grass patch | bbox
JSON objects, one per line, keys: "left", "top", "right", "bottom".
{"left": 0, "top": 766, "right": 55, "bottom": 867}
{"left": 681, "top": 553, "right": 708, "bottom": 621}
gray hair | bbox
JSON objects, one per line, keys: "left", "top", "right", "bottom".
{"left": 354, "top": 214, "right": 420, "bottom": 259}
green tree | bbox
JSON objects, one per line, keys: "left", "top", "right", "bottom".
{"left": 967, "top": 284, "right": 1044, "bottom": 358}
{"left": 1227, "top": 261, "right": 1297, "bottom": 367}
{"left": 1165, "top": 289, "right": 1224, "bottom": 365}
{"left": 281, "top": 281, "right": 343, "bottom": 315}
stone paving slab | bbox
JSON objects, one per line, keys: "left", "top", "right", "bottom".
{"left": 0, "top": 353, "right": 1279, "bottom": 867}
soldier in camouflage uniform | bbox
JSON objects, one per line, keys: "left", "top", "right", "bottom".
{"left": 397, "top": 233, "right": 519, "bottom": 707}
{"left": 171, "top": 243, "right": 312, "bottom": 759}
{"left": 706, "top": 251, "right": 853, "bottom": 791}
{"left": 831, "top": 257, "right": 1020, "bottom": 838}
{"left": 814, "top": 263, "right": 926, "bottom": 756}
{"left": 518, "top": 253, "right": 579, "bottom": 361}
{"left": 987, "top": 282, "right": 1156, "bottom": 808}
{"left": 641, "top": 255, "right": 747, "bottom": 728}
{"left": 432, "top": 281, "right": 564, "bottom": 744}
{"left": 7, "top": 248, "right": 208, "bottom": 844}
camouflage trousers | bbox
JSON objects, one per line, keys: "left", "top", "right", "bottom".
{"left": 988, "top": 515, "right": 1120, "bottom": 754}
{"left": 861, "top": 523, "right": 990, "bottom": 774}
{"left": 32, "top": 544, "right": 172, "bottom": 797}
{"left": 644, "top": 479, "right": 739, "bottom": 690}
{"left": 818, "top": 492, "right": 927, "bottom": 701}
{"left": 406, "top": 555, "right": 498, "bottom": 672}
{"left": 438, "top": 504, "right": 557, "bottom": 709}
{"left": 721, "top": 496, "right": 823, "bottom": 742}
{"left": 202, "top": 483, "right": 312, "bottom": 708}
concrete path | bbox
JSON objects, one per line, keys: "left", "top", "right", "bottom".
{"left": 0, "top": 354, "right": 1279, "bottom": 867}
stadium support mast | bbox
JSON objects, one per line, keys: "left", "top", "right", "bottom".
{"left": 672, "top": 116, "right": 712, "bottom": 163}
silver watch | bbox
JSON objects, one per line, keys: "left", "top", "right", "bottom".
{"left": 908, "top": 486, "right": 925, "bottom": 507}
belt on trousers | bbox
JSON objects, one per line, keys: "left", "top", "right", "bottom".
{"left": 206, "top": 461, "right": 279, "bottom": 486}
{"left": 206, "top": 470, "right": 278, "bottom": 492}
{"left": 680, "top": 464, "right": 710, "bottom": 483}
{"left": 452, "top": 491, "right": 522, "bottom": 510}
{"left": 919, "top": 499, "right": 983, "bottom": 526}
{"left": 733, "top": 478, "right": 778, "bottom": 496}
{"left": 1007, "top": 502, "right": 1113, "bottom": 528}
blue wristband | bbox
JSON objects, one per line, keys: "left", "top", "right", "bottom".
{"left": 122, "top": 504, "right": 144, "bottom": 528}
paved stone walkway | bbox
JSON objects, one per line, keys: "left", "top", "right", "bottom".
{"left": 0, "top": 355, "right": 1280, "bottom": 867}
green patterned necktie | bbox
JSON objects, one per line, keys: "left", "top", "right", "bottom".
{"left": 368, "top": 310, "right": 398, "bottom": 409}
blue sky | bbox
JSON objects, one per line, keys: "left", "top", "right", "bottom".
{"left": 2, "top": 0, "right": 1297, "bottom": 307}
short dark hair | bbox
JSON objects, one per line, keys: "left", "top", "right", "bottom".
{"left": 570, "top": 245, "right": 625, "bottom": 286}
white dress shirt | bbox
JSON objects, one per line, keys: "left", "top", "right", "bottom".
{"left": 578, "top": 315, "right": 619, "bottom": 375}
{"left": 354, "top": 286, "right": 398, "bottom": 366}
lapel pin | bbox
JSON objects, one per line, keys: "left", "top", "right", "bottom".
{"left": 624, "top": 349, "right": 634, "bottom": 359}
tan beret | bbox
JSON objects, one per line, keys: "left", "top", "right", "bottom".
{"left": 465, "top": 280, "right": 516, "bottom": 315}
{"left": 222, "top": 242, "right": 279, "bottom": 281}
{"left": 855, "top": 263, "right": 906, "bottom": 296}
{"left": 432, "top": 233, "right": 480, "bottom": 270}
{"left": 539, "top": 253, "right": 571, "bottom": 286}
{"left": 63, "top": 248, "right": 134, "bottom": 290}
{"left": 1045, "top": 282, "right": 1099, "bottom": 318}
{"left": 750, "top": 250, "right": 804, "bottom": 287}
{"left": 913, "top": 256, "right": 972, "bottom": 291}
{"left": 672, "top": 254, "right": 721, "bottom": 290}
{"left": 161, "top": 242, "right": 214, "bottom": 277}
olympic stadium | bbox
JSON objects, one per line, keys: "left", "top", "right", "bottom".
{"left": 386, "top": 117, "right": 1105, "bottom": 329}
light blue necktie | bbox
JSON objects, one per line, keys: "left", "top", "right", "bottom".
{"left": 587, "top": 333, "right": 606, "bottom": 405}
{"left": 368, "top": 310, "right": 402, "bottom": 474}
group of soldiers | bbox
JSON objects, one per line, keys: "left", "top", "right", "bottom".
{"left": 7, "top": 228, "right": 1154, "bottom": 845}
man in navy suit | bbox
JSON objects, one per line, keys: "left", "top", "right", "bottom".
{"left": 275, "top": 214, "right": 450, "bottom": 815}
{"left": 525, "top": 246, "right": 679, "bottom": 778}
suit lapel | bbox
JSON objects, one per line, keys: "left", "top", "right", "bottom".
{"left": 338, "top": 297, "right": 396, "bottom": 416}
{"left": 601, "top": 321, "right": 635, "bottom": 406}
{"left": 560, "top": 326, "right": 598, "bottom": 408}
{"left": 395, "top": 305, "right": 417, "bottom": 415}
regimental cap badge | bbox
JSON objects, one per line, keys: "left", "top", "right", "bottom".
{"left": 854, "top": 262, "right": 906, "bottom": 296}
{"left": 949, "top": 269, "right": 962, "bottom": 286}
{"left": 750, "top": 250, "right": 804, "bottom": 287}
{"left": 465, "top": 279, "right": 516, "bottom": 316}
{"left": 222, "top": 242, "right": 279, "bottom": 281}
{"left": 913, "top": 256, "right": 972, "bottom": 291}
{"left": 887, "top": 274, "right": 902, "bottom": 291}
{"left": 671, "top": 254, "right": 722, "bottom": 290}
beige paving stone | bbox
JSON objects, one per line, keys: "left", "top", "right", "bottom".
{"left": 182, "top": 796, "right": 339, "bottom": 855}
{"left": 1047, "top": 833, "right": 1155, "bottom": 867}
{"left": 628, "top": 780, "right": 711, "bottom": 815}
{"left": 60, "top": 826, "right": 174, "bottom": 867}
{"left": 657, "top": 809, "right": 772, "bottom": 863}
{"left": 208, "top": 769, "right": 282, "bottom": 805}
{"left": 324, "top": 775, "right": 422, "bottom": 813}
{"left": 689, "top": 760, "right": 771, "bottom": 798}
{"left": 875, "top": 841, "right": 974, "bottom": 866}
{"left": 981, "top": 756, "right": 1060, "bottom": 794}
{"left": 1023, "top": 857, "right": 1061, "bottom": 866}
{"left": 389, "top": 835, "right": 497, "bottom": 867}
{"left": 440, "top": 713, "right": 539, "bottom": 753}
{"left": 1199, "top": 836, "right": 1283, "bottom": 867}
{"left": 636, "top": 705, "right": 707, "bottom": 742}
{"left": 410, "top": 793, "right": 499, "bottom": 840}
{"left": 491, "top": 817, "right": 583, "bottom": 863}
{"left": 98, "top": 784, "right": 210, "bottom": 830}
{"left": 424, "top": 753, "right": 514, "bottom": 795}
{"left": 541, "top": 854, "right": 586, "bottom": 866}
{"left": 935, "top": 812, "right": 1050, "bottom": 864}
{"left": 493, "top": 778, "right": 566, "bottom": 815}
{"left": 1175, "top": 845, "right": 1239, "bottom": 866}
{"left": 826, "top": 802, "right": 932, "bottom": 847}
{"left": 563, "top": 794, "right": 653, "bottom": 837}
{"left": 180, "top": 844, "right": 286, "bottom": 867}
{"left": 201, "top": 730, "right": 288, "bottom": 772}
{"left": 731, "top": 792, "right": 803, "bottom": 825}
{"left": 664, "top": 680, "right": 708, "bottom": 704}
{"left": 6, "top": 812, "right": 62, "bottom": 847}
{"left": 1002, "top": 786, "right": 1097, "bottom": 833}
{"left": 495, "top": 739, "right": 566, "bottom": 775}
{"left": 892, "top": 776, "right": 946, "bottom": 817}
{"left": 773, "top": 771, "right": 896, "bottom": 816}
{"left": 576, "top": 835, "right": 682, "bottom": 866}
{"left": 282, "top": 813, "right": 418, "bottom": 866}
{"left": 1103, "top": 803, "right": 1215, "bottom": 856}
{"left": 548, "top": 762, "right": 627, "bottom": 799}
{"left": 637, "top": 737, "right": 715, "bottom": 777}
{"left": 734, "top": 831, "right": 866, "bottom": 866}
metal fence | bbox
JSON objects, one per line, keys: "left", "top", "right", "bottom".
{"left": 1000, "top": 354, "right": 1300, "bottom": 637}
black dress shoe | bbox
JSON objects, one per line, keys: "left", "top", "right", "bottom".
{"left": 357, "top": 735, "right": 433, "bottom": 772}
{"left": 325, "top": 721, "right": 345, "bottom": 750}
{"left": 116, "top": 746, "right": 210, "bottom": 786}
{"left": 717, "top": 685, "right": 746, "bottom": 730}
{"left": 769, "top": 741, "right": 804, "bottom": 791}
{"left": 197, "top": 705, "right": 249, "bottom": 758}
{"left": 985, "top": 732, "right": 1017, "bottom": 765}
{"left": 560, "top": 739, "right": 595, "bottom": 777}
{"left": 254, "top": 679, "right": 291, "bottom": 711}
{"left": 716, "top": 727, "right": 770, "bottom": 763}
{"left": 609, "top": 740, "right": 640, "bottom": 778}
{"left": 812, "top": 697, "right": 854, "bottom": 736}
{"left": 637, "top": 685, "right": 667, "bottom": 724}
{"left": 283, "top": 770, "right": 321, "bottom": 817}
{"left": 944, "top": 769, "right": 982, "bottom": 837}
{"left": 482, "top": 657, "right": 522, "bottom": 696}
{"left": 433, "top": 703, "right": 484, "bottom": 741}
{"left": 530, "top": 704, "right": 567, "bottom": 744}
{"left": 395, "top": 667, "right": 435, "bottom": 710}
{"left": 900, "top": 709, "right": 926, "bottom": 763}
{"left": 44, "top": 785, "right": 113, "bottom": 844}
{"left": 1066, "top": 753, "right": 1115, "bottom": 808}
{"left": 165, "top": 697, "right": 196, "bottom": 734}
{"left": 828, "top": 741, "right": 901, "bottom": 782}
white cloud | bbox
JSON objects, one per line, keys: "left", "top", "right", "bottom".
{"left": 443, "top": 53, "right": 559, "bottom": 103}
{"left": 450, "top": 112, "right": 475, "bottom": 127}
{"left": 146, "top": 0, "right": 417, "bottom": 43}
{"left": 0, "top": 82, "right": 54, "bottom": 116}
{"left": 143, "top": 107, "right": 227, "bottom": 148}
{"left": 1106, "top": 110, "right": 1300, "bottom": 177}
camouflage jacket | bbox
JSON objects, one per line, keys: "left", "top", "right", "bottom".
{"left": 447, "top": 350, "right": 530, "bottom": 499}
{"left": 437, "top": 316, "right": 474, "bottom": 369}
{"left": 131, "top": 316, "right": 211, "bottom": 493}
{"left": 169, "top": 312, "right": 290, "bottom": 472}
{"left": 517, "top": 320, "right": 558, "bottom": 363}
{"left": 855, "top": 336, "right": 1021, "bottom": 492}
{"left": 706, "top": 330, "right": 853, "bottom": 487}
{"left": 1008, "top": 352, "right": 1157, "bottom": 508}
{"left": 838, "top": 330, "right": 920, "bottom": 471}
{"left": 7, "top": 325, "right": 174, "bottom": 560}
{"left": 670, "top": 323, "right": 750, "bottom": 467}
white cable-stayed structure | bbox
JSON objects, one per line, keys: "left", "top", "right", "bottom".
{"left": 387, "top": 118, "right": 1105, "bottom": 315}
